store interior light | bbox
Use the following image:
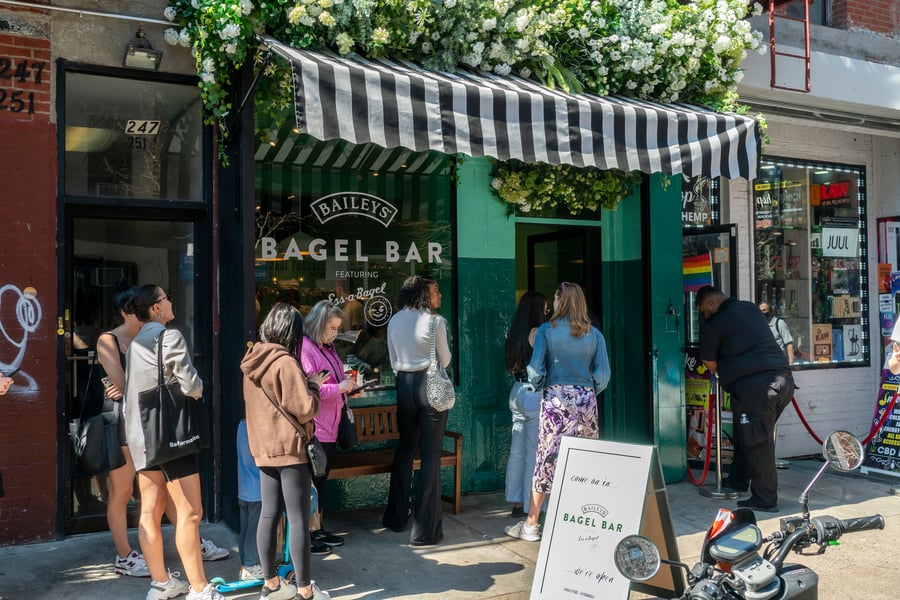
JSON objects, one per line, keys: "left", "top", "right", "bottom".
{"left": 814, "top": 170, "right": 830, "bottom": 175}
{"left": 123, "top": 26, "right": 162, "bottom": 71}
{"left": 267, "top": 129, "right": 278, "bottom": 147}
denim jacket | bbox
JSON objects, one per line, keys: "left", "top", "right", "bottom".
{"left": 526, "top": 318, "right": 610, "bottom": 396}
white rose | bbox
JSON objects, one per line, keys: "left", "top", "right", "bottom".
{"left": 164, "top": 28, "right": 181, "bottom": 46}
{"left": 240, "top": 0, "right": 254, "bottom": 15}
{"left": 163, "top": 7, "right": 177, "bottom": 22}
{"left": 482, "top": 17, "right": 497, "bottom": 31}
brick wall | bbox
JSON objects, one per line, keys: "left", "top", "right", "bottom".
{"left": 831, "top": 0, "right": 900, "bottom": 36}
{"left": 0, "top": 21, "right": 59, "bottom": 543}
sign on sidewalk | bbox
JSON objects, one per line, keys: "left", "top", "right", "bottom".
{"left": 861, "top": 368, "right": 900, "bottom": 478}
{"left": 530, "top": 437, "right": 683, "bottom": 600}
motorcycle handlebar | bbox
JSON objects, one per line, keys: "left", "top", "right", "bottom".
{"left": 809, "top": 514, "right": 884, "bottom": 544}
{"left": 771, "top": 514, "right": 884, "bottom": 567}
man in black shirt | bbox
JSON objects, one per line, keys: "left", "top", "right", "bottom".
{"left": 696, "top": 286, "right": 795, "bottom": 511}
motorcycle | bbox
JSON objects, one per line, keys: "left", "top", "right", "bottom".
{"left": 614, "top": 430, "right": 884, "bottom": 599}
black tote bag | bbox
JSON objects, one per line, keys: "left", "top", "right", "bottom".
{"left": 138, "top": 332, "right": 206, "bottom": 468}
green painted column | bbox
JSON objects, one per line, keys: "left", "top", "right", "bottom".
{"left": 454, "top": 157, "right": 517, "bottom": 491}
{"left": 600, "top": 186, "right": 649, "bottom": 444}
{"left": 646, "top": 174, "right": 687, "bottom": 481}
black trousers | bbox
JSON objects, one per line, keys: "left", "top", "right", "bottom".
{"left": 383, "top": 370, "right": 449, "bottom": 544}
{"left": 728, "top": 371, "right": 794, "bottom": 507}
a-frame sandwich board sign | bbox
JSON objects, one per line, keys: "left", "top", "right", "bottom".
{"left": 529, "top": 437, "right": 685, "bottom": 599}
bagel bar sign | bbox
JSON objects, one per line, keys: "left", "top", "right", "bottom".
{"left": 258, "top": 192, "right": 445, "bottom": 266}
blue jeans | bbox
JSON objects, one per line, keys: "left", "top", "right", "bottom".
{"left": 505, "top": 382, "right": 540, "bottom": 511}
{"left": 238, "top": 499, "right": 261, "bottom": 567}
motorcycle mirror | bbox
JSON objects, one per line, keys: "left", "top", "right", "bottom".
{"left": 823, "top": 430, "right": 864, "bottom": 472}
{"left": 613, "top": 535, "right": 661, "bottom": 581}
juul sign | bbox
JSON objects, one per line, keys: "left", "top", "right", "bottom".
{"left": 821, "top": 226, "right": 858, "bottom": 258}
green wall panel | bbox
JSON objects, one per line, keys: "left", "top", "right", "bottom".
{"left": 456, "top": 158, "right": 514, "bottom": 260}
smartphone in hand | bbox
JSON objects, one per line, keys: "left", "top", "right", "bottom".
{"left": 348, "top": 379, "right": 378, "bottom": 396}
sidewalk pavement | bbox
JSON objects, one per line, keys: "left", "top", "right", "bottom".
{"left": 0, "top": 457, "right": 897, "bottom": 600}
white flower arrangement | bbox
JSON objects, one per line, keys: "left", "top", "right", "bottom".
{"left": 163, "top": 0, "right": 765, "bottom": 206}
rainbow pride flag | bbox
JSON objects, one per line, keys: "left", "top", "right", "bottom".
{"left": 683, "top": 253, "right": 713, "bottom": 291}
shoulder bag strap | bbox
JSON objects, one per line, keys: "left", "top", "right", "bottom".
{"left": 428, "top": 314, "right": 438, "bottom": 367}
{"left": 156, "top": 331, "right": 166, "bottom": 386}
{"left": 256, "top": 381, "right": 309, "bottom": 444}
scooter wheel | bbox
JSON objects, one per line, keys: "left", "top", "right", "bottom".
{"left": 210, "top": 577, "right": 226, "bottom": 585}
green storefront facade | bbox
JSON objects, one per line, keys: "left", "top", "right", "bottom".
{"left": 218, "top": 137, "right": 689, "bottom": 525}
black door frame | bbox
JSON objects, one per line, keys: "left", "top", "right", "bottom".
{"left": 55, "top": 60, "right": 214, "bottom": 537}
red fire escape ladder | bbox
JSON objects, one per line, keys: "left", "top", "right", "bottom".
{"left": 768, "top": 0, "right": 811, "bottom": 93}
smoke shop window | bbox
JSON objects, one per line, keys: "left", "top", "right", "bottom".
{"left": 753, "top": 158, "right": 868, "bottom": 368}
{"left": 254, "top": 135, "right": 455, "bottom": 387}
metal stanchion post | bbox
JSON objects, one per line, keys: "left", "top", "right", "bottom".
{"left": 699, "top": 379, "right": 742, "bottom": 499}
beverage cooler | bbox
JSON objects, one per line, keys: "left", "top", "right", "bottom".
{"left": 683, "top": 225, "right": 737, "bottom": 466}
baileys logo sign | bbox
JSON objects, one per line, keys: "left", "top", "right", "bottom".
{"left": 310, "top": 192, "right": 398, "bottom": 227}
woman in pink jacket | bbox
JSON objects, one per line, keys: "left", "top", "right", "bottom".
{"left": 297, "top": 300, "right": 354, "bottom": 553}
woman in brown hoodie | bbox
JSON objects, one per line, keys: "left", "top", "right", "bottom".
{"left": 241, "top": 303, "right": 330, "bottom": 600}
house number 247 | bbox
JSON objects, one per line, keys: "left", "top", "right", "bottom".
{"left": 0, "top": 57, "right": 46, "bottom": 114}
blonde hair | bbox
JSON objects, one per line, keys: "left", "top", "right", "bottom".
{"left": 550, "top": 282, "right": 591, "bottom": 337}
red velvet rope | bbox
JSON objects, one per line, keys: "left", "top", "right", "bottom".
{"left": 790, "top": 392, "right": 900, "bottom": 447}
{"left": 686, "top": 397, "right": 715, "bottom": 486}
{"left": 688, "top": 391, "right": 899, "bottom": 484}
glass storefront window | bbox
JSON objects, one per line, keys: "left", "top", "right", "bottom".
{"left": 255, "top": 135, "right": 455, "bottom": 387}
{"left": 753, "top": 158, "right": 868, "bottom": 367}
{"left": 64, "top": 72, "right": 204, "bottom": 200}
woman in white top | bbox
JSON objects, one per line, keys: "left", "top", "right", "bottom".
{"left": 123, "top": 284, "right": 224, "bottom": 600}
{"left": 382, "top": 274, "right": 451, "bottom": 546}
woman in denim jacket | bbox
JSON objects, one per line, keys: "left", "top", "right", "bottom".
{"left": 505, "top": 282, "right": 610, "bottom": 542}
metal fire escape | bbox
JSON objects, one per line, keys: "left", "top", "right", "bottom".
{"left": 767, "top": 0, "right": 812, "bottom": 93}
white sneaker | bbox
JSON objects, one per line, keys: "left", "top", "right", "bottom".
{"left": 298, "top": 582, "right": 331, "bottom": 600}
{"left": 115, "top": 549, "right": 150, "bottom": 577}
{"left": 505, "top": 520, "right": 541, "bottom": 542}
{"left": 186, "top": 583, "right": 226, "bottom": 600}
{"left": 146, "top": 573, "right": 190, "bottom": 600}
{"left": 200, "top": 538, "right": 230, "bottom": 561}
{"left": 239, "top": 564, "right": 264, "bottom": 580}
{"left": 259, "top": 577, "right": 297, "bottom": 600}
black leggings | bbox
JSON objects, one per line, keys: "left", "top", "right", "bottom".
{"left": 258, "top": 464, "right": 312, "bottom": 587}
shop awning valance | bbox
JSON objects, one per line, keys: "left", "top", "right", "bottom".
{"left": 260, "top": 36, "right": 760, "bottom": 180}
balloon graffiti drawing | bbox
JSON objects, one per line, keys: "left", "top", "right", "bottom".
{"left": 0, "top": 284, "right": 42, "bottom": 392}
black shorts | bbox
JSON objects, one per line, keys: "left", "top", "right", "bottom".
{"left": 141, "top": 453, "right": 199, "bottom": 482}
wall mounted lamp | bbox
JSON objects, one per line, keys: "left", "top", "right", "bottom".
{"left": 124, "top": 26, "right": 162, "bottom": 71}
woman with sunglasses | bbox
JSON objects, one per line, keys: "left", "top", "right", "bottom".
{"left": 123, "top": 284, "right": 223, "bottom": 600}
{"left": 505, "top": 282, "right": 610, "bottom": 542}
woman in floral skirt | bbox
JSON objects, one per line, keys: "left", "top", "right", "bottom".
{"left": 505, "top": 282, "right": 610, "bottom": 542}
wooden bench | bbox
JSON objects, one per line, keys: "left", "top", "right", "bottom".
{"left": 328, "top": 404, "right": 463, "bottom": 514}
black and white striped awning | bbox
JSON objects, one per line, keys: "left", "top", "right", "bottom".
{"left": 260, "top": 36, "right": 760, "bottom": 180}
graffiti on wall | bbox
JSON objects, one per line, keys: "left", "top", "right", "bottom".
{"left": 0, "top": 284, "right": 42, "bottom": 392}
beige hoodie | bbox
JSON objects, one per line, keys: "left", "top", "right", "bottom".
{"left": 240, "top": 342, "right": 320, "bottom": 468}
